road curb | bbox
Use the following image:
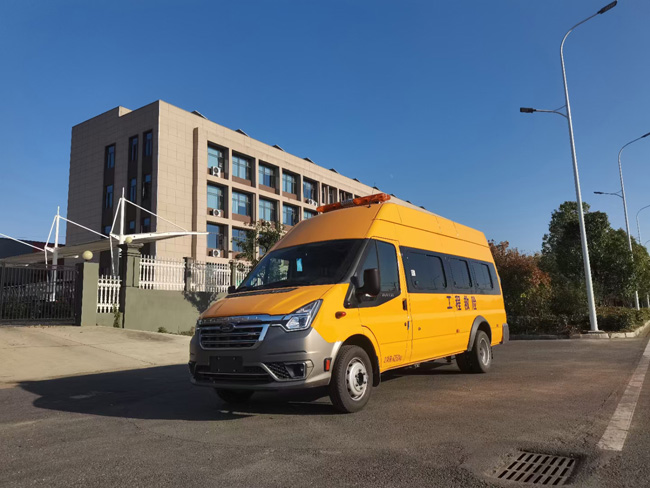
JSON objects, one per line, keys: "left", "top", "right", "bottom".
{"left": 511, "top": 320, "right": 650, "bottom": 341}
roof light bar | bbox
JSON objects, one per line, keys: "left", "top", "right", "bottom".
{"left": 316, "top": 193, "right": 391, "bottom": 214}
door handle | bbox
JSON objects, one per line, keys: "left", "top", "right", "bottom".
{"left": 403, "top": 298, "right": 408, "bottom": 311}
{"left": 405, "top": 321, "right": 410, "bottom": 330}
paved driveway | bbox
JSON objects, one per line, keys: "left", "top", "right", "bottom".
{"left": 1, "top": 329, "right": 649, "bottom": 487}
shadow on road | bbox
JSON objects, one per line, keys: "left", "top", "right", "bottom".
{"left": 18, "top": 360, "right": 462, "bottom": 420}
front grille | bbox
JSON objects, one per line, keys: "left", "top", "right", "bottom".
{"left": 199, "top": 324, "right": 266, "bottom": 349}
{"left": 265, "top": 362, "right": 292, "bottom": 379}
{"left": 194, "top": 365, "right": 272, "bottom": 384}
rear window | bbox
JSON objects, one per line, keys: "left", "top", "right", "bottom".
{"left": 472, "top": 262, "right": 493, "bottom": 290}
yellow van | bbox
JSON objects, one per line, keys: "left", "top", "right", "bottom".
{"left": 189, "top": 194, "right": 508, "bottom": 412}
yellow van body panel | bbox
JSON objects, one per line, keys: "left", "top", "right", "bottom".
{"left": 200, "top": 202, "right": 507, "bottom": 378}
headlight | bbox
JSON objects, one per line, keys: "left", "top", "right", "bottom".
{"left": 277, "top": 300, "right": 322, "bottom": 332}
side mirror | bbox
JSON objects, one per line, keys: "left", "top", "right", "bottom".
{"left": 356, "top": 268, "right": 380, "bottom": 299}
{"left": 227, "top": 285, "right": 237, "bottom": 294}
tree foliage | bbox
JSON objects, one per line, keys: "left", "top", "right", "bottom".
{"left": 540, "top": 201, "right": 639, "bottom": 310}
{"left": 489, "top": 241, "right": 551, "bottom": 317}
{"left": 233, "top": 220, "right": 286, "bottom": 266}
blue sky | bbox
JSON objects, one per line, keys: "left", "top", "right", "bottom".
{"left": 1, "top": 0, "right": 650, "bottom": 253}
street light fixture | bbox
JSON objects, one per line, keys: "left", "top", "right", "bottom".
{"left": 613, "top": 132, "right": 650, "bottom": 310}
{"left": 636, "top": 204, "right": 650, "bottom": 243}
{"left": 594, "top": 191, "right": 622, "bottom": 198}
{"left": 520, "top": 1, "right": 617, "bottom": 332}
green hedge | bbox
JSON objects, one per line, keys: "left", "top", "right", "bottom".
{"left": 509, "top": 307, "right": 650, "bottom": 335}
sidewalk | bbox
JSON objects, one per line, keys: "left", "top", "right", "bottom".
{"left": 0, "top": 326, "right": 190, "bottom": 387}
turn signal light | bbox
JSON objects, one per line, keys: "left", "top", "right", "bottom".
{"left": 324, "top": 358, "right": 332, "bottom": 372}
{"left": 317, "top": 193, "right": 391, "bottom": 214}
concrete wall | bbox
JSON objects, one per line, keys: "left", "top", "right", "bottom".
{"left": 121, "top": 288, "right": 223, "bottom": 333}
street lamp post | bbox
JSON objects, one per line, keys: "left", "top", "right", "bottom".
{"left": 520, "top": 1, "right": 617, "bottom": 333}
{"left": 617, "top": 133, "right": 650, "bottom": 310}
{"left": 636, "top": 204, "right": 650, "bottom": 244}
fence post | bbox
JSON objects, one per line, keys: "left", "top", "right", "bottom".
{"left": 75, "top": 261, "right": 99, "bottom": 326}
{"left": 184, "top": 257, "right": 194, "bottom": 292}
{"left": 230, "top": 260, "right": 237, "bottom": 287}
{"left": 118, "top": 243, "right": 143, "bottom": 328}
{"left": 0, "top": 263, "right": 6, "bottom": 320}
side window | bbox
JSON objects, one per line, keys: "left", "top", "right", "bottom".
{"left": 376, "top": 240, "right": 400, "bottom": 293}
{"left": 449, "top": 258, "right": 472, "bottom": 290}
{"left": 357, "top": 242, "right": 378, "bottom": 289}
{"left": 405, "top": 251, "right": 447, "bottom": 292}
{"left": 471, "top": 262, "right": 494, "bottom": 291}
{"left": 354, "top": 240, "right": 400, "bottom": 306}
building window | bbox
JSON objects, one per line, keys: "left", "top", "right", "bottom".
{"left": 283, "top": 204, "right": 298, "bottom": 226}
{"left": 141, "top": 217, "right": 151, "bottom": 233}
{"left": 339, "top": 190, "right": 352, "bottom": 202}
{"left": 259, "top": 198, "right": 276, "bottom": 222}
{"left": 207, "top": 184, "right": 225, "bottom": 211}
{"left": 329, "top": 187, "right": 336, "bottom": 203}
{"left": 142, "top": 174, "right": 152, "bottom": 200}
{"left": 103, "top": 225, "right": 111, "bottom": 236}
{"left": 232, "top": 191, "right": 251, "bottom": 216}
{"left": 232, "top": 154, "right": 252, "bottom": 180}
{"left": 143, "top": 131, "right": 153, "bottom": 157}
{"left": 304, "top": 180, "right": 316, "bottom": 201}
{"left": 207, "top": 223, "right": 223, "bottom": 249}
{"left": 128, "top": 220, "right": 135, "bottom": 234}
{"left": 129, "top": 136, "right": 138, "bottom": 163}
{"left": 129, "top": 178, "right": 137, "bottom": 203}
{"left": 259, "top": 164, "right": 276, "bottom": 188}
{"left": 283, "top": 173, "right": 297, "bottom": 195}
{"left": 208, "top": 145, "right": 224, "bottom": 169}
{"left": 104, "top": 184, "right": 113, "bottom": 209}
{"left": 232, "top": 228, "right": 247, "bottom": 253}
{"left": 304, "top": 210, "right": 317, "bottom": 220}
{"left": 105, "top": 144, "right": 115, "bottom": 169}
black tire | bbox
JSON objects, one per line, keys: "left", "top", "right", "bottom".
{"left": 456, "top": 330, "right": 492, "bottom": 374}
{"left": 455, "top": 352, "right": 473, "bottom": 373}
{"left": 215, "top": 389, "right": 254, "bottom": 404}
{"left": 329, "top": 345, "right": 373, "bottom": 413}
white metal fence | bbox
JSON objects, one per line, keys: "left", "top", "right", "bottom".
{"left": 97, "top": 275, "right": 121, "bottom": 313}
{"left": 189, "top": 262, "right": 230, "bottom": 293}
{"left": 139, "top": 255, "right": 185, "bottom": 291}
{"left": 138, "top": 256, "right": 252, "bottom": 293}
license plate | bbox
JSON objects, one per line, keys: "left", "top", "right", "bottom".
{"left": 210, "top": 356, "right": 244, "bottom": 373}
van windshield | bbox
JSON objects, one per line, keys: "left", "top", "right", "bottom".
{"left": 237, "top": 239, "right": 364, "bottom": 291}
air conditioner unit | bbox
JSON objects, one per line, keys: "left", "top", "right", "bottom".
{"left": 211, "top": 208, "right": 222, "bottom": 217}
{"left": 211, "top": 166, "right": 222, "bottom": 177}
{"left": 306, "top": 199, "right": 318, "bottom": 206}
{"left": 210, "top": 249, "right": 221, "bottom": 258}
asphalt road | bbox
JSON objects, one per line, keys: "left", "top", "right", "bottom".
{"left": 1, "top": 336, "right": 649, "bottom": 488}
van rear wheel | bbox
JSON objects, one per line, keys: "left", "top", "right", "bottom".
{"left": 215, "top": 389, "right": 254, "bottom": 404}
{"left": 329, "top": 345, "right": 373, "bottom": 413}
{"left": 456, "top": 330, "right": 492, "bottom": 374}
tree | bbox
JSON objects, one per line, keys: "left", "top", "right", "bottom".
{"left": 233, "top": 220, "right": 285, "bottom": 266}
{"left": 489, "top": 241, "right": 551, "bottom": 317}
{"left": 540, "top": 201, "right": 637, "bottom": 309}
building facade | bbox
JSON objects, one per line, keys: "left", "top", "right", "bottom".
{"left": 67, "top": 100, "right": 424, "bottom": 263}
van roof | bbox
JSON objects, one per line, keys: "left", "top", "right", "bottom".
{"left": 275, "top": 203, "right": 487, "bottom": 251}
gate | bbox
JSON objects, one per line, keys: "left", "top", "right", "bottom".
{"left": 0, "top": 264, "right": 78, "bottom": 324}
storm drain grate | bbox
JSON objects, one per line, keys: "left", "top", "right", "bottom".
{"left": 496, "top": 451, "right": 577, "bottom": 485}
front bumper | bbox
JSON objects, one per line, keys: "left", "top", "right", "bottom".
{"left": 189, "top": 324, "right": 340, "bottom": 391}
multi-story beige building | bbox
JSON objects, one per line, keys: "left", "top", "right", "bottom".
{"left": 67, "top": 100, "right": 424, "bottom": 265}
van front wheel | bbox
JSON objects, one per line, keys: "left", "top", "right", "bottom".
{"left": 329, "top": 345, "right": 373, "bottom": 413}
{"left": 456, "top": 330, "right": 492, "bottom": 374}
